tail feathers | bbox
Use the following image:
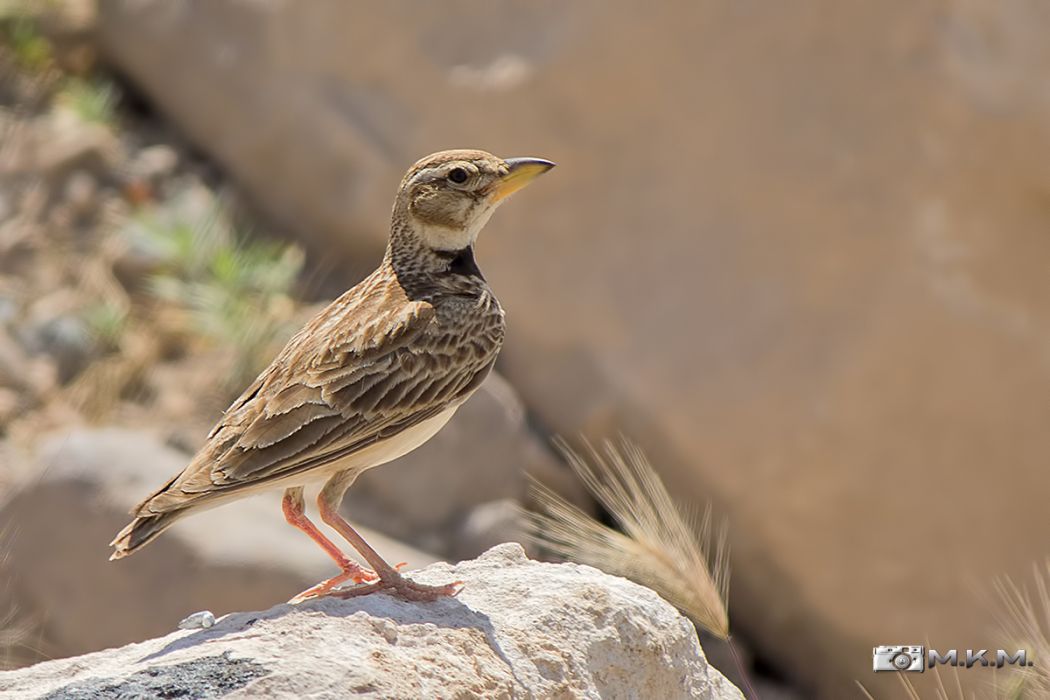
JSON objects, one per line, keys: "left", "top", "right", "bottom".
{"left": 109, "top": 510, "right": 185, "bottom": 561}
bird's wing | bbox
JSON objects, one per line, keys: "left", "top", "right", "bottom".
{"left": 136, "top": 284, "right": 492, "bottom": 515}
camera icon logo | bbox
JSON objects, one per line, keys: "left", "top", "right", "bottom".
{"left": 873, "top": 645, "right": 925, "bottom": 672}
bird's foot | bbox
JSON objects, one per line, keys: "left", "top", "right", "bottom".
{"left": 289, "top": 560, "right": 378, "bottom": 603}
{"left": 332, "top": 569, "right": 463, "bottom": 602}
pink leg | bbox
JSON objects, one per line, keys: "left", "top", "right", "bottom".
{"left": 281, "top": 487, "right": 377, "bottom": 602}
{"left": 317, "top": 476, "right": 461, "bottom": 602}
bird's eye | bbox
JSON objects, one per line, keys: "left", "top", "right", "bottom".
{"left": 447, "top": 167, "right": 469, "bottom": 184}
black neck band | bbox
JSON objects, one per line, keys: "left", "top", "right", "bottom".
{"left": 434, "top": 246, "right": 484, "bottom": 280}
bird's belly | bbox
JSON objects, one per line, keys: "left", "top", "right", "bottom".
{"left": 325, "top": 404, "right": 461, "bottom": 477}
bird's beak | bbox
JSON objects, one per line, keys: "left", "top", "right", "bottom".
{"left": 489, "top": 157, "right": 556, "bottom": 202}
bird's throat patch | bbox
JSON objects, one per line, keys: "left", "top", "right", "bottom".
{"left": 436, "top": 246, "right": 485, "bottom": 280}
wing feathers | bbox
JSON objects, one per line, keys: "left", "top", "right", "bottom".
{"left": 239, "top": 401, "right": 335, "bottom": 449}
{"left": 131, "top": 271, "right": 503, "bottom": 516}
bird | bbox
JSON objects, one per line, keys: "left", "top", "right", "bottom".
{"left": 110, "top": 149, "right": 554, "bottom": 602}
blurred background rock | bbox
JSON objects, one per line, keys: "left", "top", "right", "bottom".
{"left": 2, "top": 1, "right": 1049, "bottom": 697}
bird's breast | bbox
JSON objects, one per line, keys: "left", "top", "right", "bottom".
{"left": 330, "top": 404, "right": 462, "bottom": 476}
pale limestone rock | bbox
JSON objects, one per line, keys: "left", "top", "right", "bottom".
{"left": 0, "top": 544, "right": 742, "bottom": 700}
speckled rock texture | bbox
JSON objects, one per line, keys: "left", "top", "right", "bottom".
{"left": 0, "top": 544, "right": 741, "bottom": 699}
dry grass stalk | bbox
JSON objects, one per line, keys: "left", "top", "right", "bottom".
{"left": 0, "top": 538, "right": 35, "bottom": 670}
{"left": 993, "top": 561, "right": 1050, "bottom": 698}
{"left": 856, "top": 665, "right": 976, "bottom": 700}
{"left": 526, "top": 436, "right": 730, "bottom": 639}
{"left": 856, "top": 629, "right": 1029, "bottom": 699}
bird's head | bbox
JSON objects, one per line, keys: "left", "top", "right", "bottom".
{"left": 393, "top": 149, "right": 554, "bottom": 253}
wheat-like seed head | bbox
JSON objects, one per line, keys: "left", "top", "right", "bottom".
{"left": 0, "top": 532, "right": 37, "bottom": 670}
{"left": 855, "top": 591, "right": 1041, "bottom": 700}
{"left": 856, "top": 663, "right": 978, "bottom": 700}
{"left": 993, "top": 561, "right": 1050, "bottom": 698}
{"left": 525, "top": 436, "right": 730, "bottom": 639}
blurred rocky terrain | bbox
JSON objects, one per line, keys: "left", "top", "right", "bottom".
{"left": 3, "top": 1, "right": 1050, "bottom": 697}
{"left": 91, "top": 1, "right": 1050, "bottom": 697}
{"left": 0, "top": 544, "right": 743, "bottom": 700}
{"left": 0, "top": 427, "right": 439, "bottom": 666}
{"left": 0, "top": 0, "right": 582, "bottom": 678}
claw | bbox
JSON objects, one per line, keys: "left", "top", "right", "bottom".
{"left": 333, "top": 573, "right": 463, "bottom": 602}
{"left": 289, "top": 562, "right": 379, "bottom": 603}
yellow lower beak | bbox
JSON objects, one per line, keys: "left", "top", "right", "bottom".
{"left": 490, "top": 157, "right": 556, "bottom": 202}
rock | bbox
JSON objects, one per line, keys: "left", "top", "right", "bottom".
{"left": 450, "top": 498, "right": 524, "bottom": 562}
{"left": 0, "top": 328, "right": 57, "bottom": 404}
{"left": 340, "top": 372, "right": 580, "bottom": 558}
{"left": 62, "top": 170, "right": 99, "bottom": 219}
{"left": 0, "top": 428, "right": 436, "bottom": 665}
{"left": 126, "top": 143, "right": 178, "bottom": 181}
{"left": 0, "top": 296, "right": 16, "bottom": 327}
{"left": 95, "top": 0, "right": 581, "bottom": 256}
{"left": 0, "top": 544, "right": 743, "bottom": 699}
{"left": 21, "top": 313, "right": 93, "bottom": 383}
{"left": 0, "top": 387, "right": 19, "bottom": 426}
{"left": 0, "top": 191, "right": 11, "bottom": 227}
{"left": 95, "top": 2, "right": 1050, "bottom": 695}
{"left": 0, "top": 330, "right": 41, "bottom": 393}
{"left": 32, "top": 119, "right": 118, "bottom": 181}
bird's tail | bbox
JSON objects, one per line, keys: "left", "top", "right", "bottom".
{"left": 109, "top": 510, "right": 186, "bottom": 561}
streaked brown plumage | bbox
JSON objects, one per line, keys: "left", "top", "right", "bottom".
{"left": 110, "top": 149, "right": 554, "bottom": 601}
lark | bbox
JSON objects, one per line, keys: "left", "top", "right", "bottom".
{"left": 110, "top": 149, "right": 554, "bottom": 602}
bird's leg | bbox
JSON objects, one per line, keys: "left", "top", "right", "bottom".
{"left": 317, "top": 477, "right": 461, "bottom": 602}
{"left": 281, "top": 487, "right": 377, "bottom": 603}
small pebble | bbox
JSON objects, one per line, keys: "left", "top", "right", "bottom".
{"left": 64, "top": 170, "right": 98, "bottom": 216}
{"left": 177, "top": 610, "right": 216, "bottom": 630}
{"left": 132, "top": 144, "right": 178, "bottom": 180}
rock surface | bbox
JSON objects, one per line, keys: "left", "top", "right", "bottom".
{"left": 95, "top": 2, "right": 1050, "bottom": 696}
{"left": 0, "top": 544, "right": 742, "bottom": 700}
{"left": 0, "top": 428, "right": 436, "bottom": 664}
